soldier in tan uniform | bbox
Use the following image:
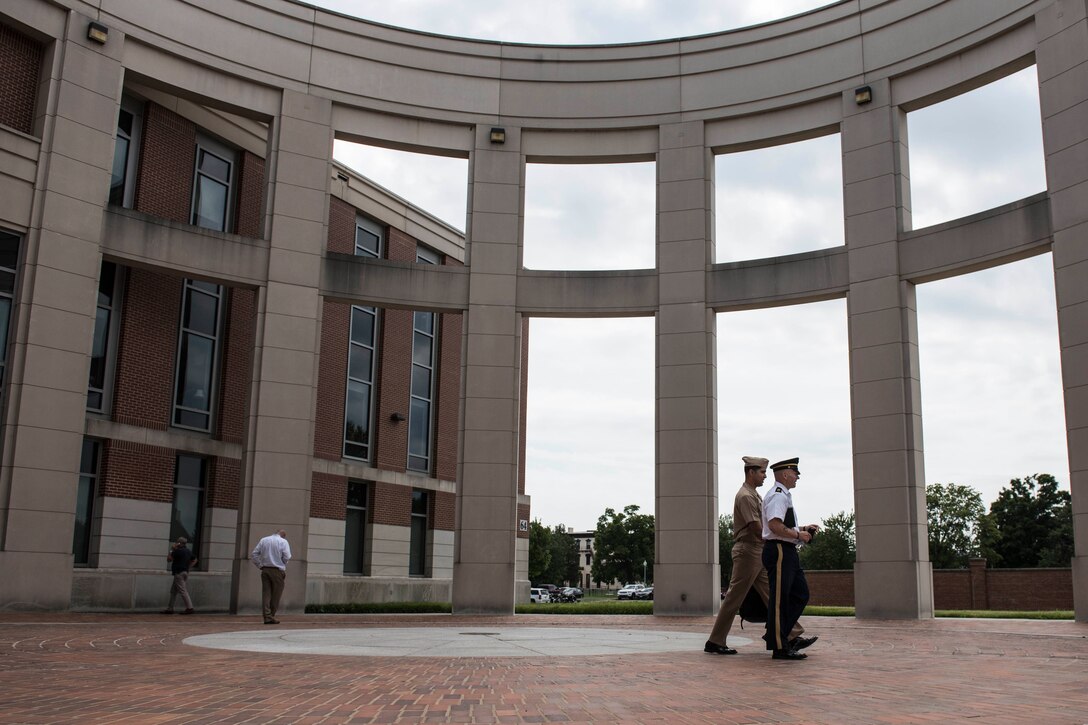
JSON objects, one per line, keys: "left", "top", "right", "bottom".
{"left": 704, "top": 455, "right": 811, "bottom": 655}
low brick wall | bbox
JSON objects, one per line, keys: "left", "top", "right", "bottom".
{"left": 807, "top": 560, "right": 1073, "bottom": 611}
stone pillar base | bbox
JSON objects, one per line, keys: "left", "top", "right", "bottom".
{"left": 1073, "top": 555, "right": 1088, "bottom": 623}
{"left": 452, "top": 562, "right": 515, "bottom": 614}
{"left": 652, "top": 563, "right": 719, "bottom": 616}
{"left": 0, "top": 552, "right": 73, "bottom": 610}
{"left": 854, "top": 560, "right": 933, "bottom": 619}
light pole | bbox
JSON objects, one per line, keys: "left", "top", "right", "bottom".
{"left": 643, "top": 559, "right": 647, "bottom": 584}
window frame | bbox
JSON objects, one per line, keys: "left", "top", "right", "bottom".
{"left": 409, "top": 488, "right": 429, "bottom": 577}
{"left": 0, "top": 229, "right": 21, "bottom": 401}
{"left": 343, "top": 216, "right": 385, "bottom": 461}
{"left": 109, "top": 95, "right": 143, "bottom": 209}
{"left": 73, "top": 438, "right": 101, "bottom": 567}
{"left": 190, "top": 133, "right": 237, "bottom": 232}
{"left": 407, "top": 246, "right": 441, "bottom": 473}
{"left": 343, "top": 480, "right": 369, "bottom": 575}
{"left": 170, "top": 454, "right": 207, "bottom": 567}
{"left": 87, "top": 261, "right": 124, "bottom": 414}
{"left": 171, "top": 279, "right": 224, "bottom": 433}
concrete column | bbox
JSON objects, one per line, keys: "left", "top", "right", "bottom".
{"left": 654, "top": 121, "right": 718, "bottom": 615}
{"left": 842, "top": 80, "right": 934, "bottom": 619}
{"left": 451, "top": 125, "right": 523, "bottom": 614}
{"left": 230, "top": 90, "right": 329, "bottom": 614}
{"left": 1035, "top": 0, "right": 1088, "bottom": 622}
{"left": 0, "top": 13, "right": 122, "bottom": 609}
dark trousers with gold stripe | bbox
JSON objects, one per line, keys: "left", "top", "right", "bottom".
{"left": 762, "top": 540, "right": 809, "bottom": 651}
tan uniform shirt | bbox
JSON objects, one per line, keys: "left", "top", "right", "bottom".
{"left": 733, "top": 483, "right": 763, "bottom": 545}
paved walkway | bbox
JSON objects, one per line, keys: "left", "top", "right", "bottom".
{"left": 1, "top": 612, "right": 1085, "bottom": 723}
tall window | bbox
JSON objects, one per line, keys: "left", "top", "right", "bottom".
{"left": 72, "top": 438, "right": 100, "bottom": 566}
{"left": 343, "top": 480, "right": 369, "bottom": 574}
{"left": 109, "top": 96, "right": 142, "bottom": 208}
{"left": 408, "top": 246, "right": 440, "bottom": 472}
{"left": 87, "top": 262, "right": 122, "bottom": 412}
{"left": 344, "top": 216, "right": 383, "bottom": 460}
{"left": 409, "top": 489, "right": 429, "bottom": 576}
{"left": 0, "top": 231, "right": 20, "bottom": 393}
{"left": 173, "top": 280, "right": 222, "bottom": 431}
{"left": 191, "top": 134, "right": 236, "bottom": 232}
{"left": 171, "top": 454, "right": 206, "bottom": 564}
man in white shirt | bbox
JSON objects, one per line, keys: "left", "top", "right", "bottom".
{"left": 762, "top": 458, "right": 819, "bottom": 660}
{"left": 251, "top": 529, "right": 291, "bottom": 624}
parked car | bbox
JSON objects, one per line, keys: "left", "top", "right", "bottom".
{"left": 633, "top": 586, "right": 654, "bottom": 600}
{"left": 540, "top": 584, "right": 559, "bottom": 597}
{"left": 616, "top": 583, "right": 643, "bottom": 600}
{"left": 557, "top": 587, "right": 583, "bottom": 602}
{"left": 529, "top": 588, "right": 551, "bottom": 603}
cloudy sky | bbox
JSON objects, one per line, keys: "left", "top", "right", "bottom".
{"left": 315, "top": 0, "right": 1069, "bottom": 531}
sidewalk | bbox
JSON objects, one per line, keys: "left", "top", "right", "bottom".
{"left": 0, "top": 612, "right": 1085, "bottom": 723}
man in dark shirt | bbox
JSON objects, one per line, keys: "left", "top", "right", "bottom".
{"left": 162, "top": 537, "right": 197, "bottom": 614}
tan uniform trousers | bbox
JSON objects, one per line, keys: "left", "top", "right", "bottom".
{"left": 708, "top": 541, "right": 803, "bottom": 646}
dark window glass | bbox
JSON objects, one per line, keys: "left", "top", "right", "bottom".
{"left": 409, "top": 490, "right": 428, "bottom": 576}
{"left": 170, "top": 455, "right": 206, "bottom": 563}
{"left": 0, "top": 234, "right": 19, "bottom": 272}
{"left": 344, "top": 481, "right": 368, "bottom": 574}
{"left": 412, "top": 329, "right": 433, "bottom": 366}
{"left": 348, "top": 346, "right": 372, "bottom": 382}
{"left": 108, "top": 134, "right": 130, "bottom": 206}
{"left": 409, "top": 398, "right": 430, "bottom": 458}
{"left": 344, "top": 380, "right": 371, "bottom": 458}
{"left": 355, "top": 223, "right": 380, "bottom": 257}
{"left": 97, "top": 262, "right": 116, "bottom": 306}
{"left": 176, "top": 335, "right": 214, "bottom": 410}
{"left": 183, "top": 289, "right": 219, "bottom": 336}
{"left": 350, "top": 307, "right": 374, "bottom": 344}
{"left": 411, "top": 365, "right": 430, "bottom": 398}
{"left": 194, "top": 177, "right": 229, "bottom": 231}
{"left": 73, "top": 438, "right": 100, "bottom": 565}
{"left": 0, "top": 232, "right": 18, "bottom": 393}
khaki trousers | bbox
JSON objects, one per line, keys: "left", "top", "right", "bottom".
{"left": 708, "top": 541, "right": 802, "bottom": 646}
{"left": 260, "top": 567, "right": 286, "bottom": 620}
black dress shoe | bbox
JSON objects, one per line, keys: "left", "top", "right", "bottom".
{"left": 789, "top": 635, "right": 818, "bottom": 651}
{"left": 704, "top": 641, "right": 737, "bottom": 655}
{"left": 264, "top": 618, "right": 279, "bottom": 625}
{"left": 771, "top": 649, "right": 807, "bottom": 660}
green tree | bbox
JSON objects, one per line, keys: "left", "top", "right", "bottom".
{"left": 718, "top": 514, "right": 734, "bottom": 584}
{"left": 926, "top": 482, "right": 985, "bottom": 569}
{"left": 545, "top": 525, "right": 581, "bottom": 585}
{"left": 981, "top": 474, "right": 1072, "bottom": 568}
{"left": 590, "top": 504, "right": 655, "bottom": 585}
{"left": 800, "top": 510, "right": 856, "bottom": 570}
{"left": 527, "top": 519, "right": 552, "bottom": 584}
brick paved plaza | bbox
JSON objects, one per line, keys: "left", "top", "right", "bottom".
{"left": 1, "top": 613, "right": 1085, "bottom": 723}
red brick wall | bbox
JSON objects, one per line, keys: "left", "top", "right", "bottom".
{"left": 234, "top": 150, "right": 264, "bottom": 237}
{"left": 207, "top": 456, "right": 240, "bottom": 510}
{"left": 328, "top": 197, "right": 355, "bottom": 254}
{"left": 314, "top": 300, "right": 350, "bottom": 460}
{"left": 805, "top": 571, "right": 855, "bottom": 606}
{"left": 112, "top": 270, "right": 181, "bottom": 430}
{"left": 100, "top": 439, "right": 175, "bottom": 502}
{"left": 387, "top": 228, "right": 415, "bottom": 262}
{"left": 372, "top": 481, "right": 410, "bottom": 526}
{"left": 375, "top": 306, "right": 411, "bottom": 472}
{"left": 0, "top": 23, "right": 43, "bottom": 135}
{"left": 134, "top": 103, "right": 195, "bottom": 224}
{"left": 216, "top": 287, "right": 255, "bottom": 445}
{"left": 310, "top": 472, "right": 348, "bottom": 520}
{"left": 806, "top": 566, "right": 1075, "bottom": 611}
{"left": 434, "top": 490, "right": 455, "bottom": 531}
{"left": 435, "top": 256, "right": 463, "bottom": 482}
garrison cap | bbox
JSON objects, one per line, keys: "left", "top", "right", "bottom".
{"left": 770, "top": 457, "right": 800, "bottom": 474}
{"left": 742, "top": 456, "right": 769, "bottom": 469}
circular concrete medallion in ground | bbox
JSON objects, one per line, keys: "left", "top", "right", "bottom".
{"left": 185, "top": 626, "right": 753, "bottom": 658}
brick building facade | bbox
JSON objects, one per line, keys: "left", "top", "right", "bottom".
{"left": 0, "top": 17, "right": 528, "bottom": 611}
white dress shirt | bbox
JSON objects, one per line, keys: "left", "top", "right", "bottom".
{"left": 251, "top": 533, "right": 292, "bottom": 570}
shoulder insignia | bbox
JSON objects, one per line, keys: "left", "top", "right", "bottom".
{"left": 775, "top": 487, "right": 784, "bottom": 493}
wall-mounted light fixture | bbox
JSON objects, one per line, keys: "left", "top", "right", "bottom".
{"left": 87, "top": 21, "right": 109, "bottom": 44}
{"left": 489, "top": 127, "right": 506, "bottom": 144}
{"left": 336, "top": 172, "right": 349, "bottom": 182}
{"left": 854, "top": 85, "right": 873, "bottom": 105}
{"left": 390, "top": 412, "right": 406, "bottom": 422}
